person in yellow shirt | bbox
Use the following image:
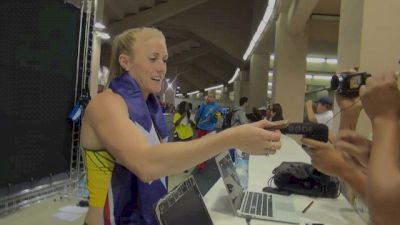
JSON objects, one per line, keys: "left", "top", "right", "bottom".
{"left": 173, "top": 101, "right": 195, "bottom": 141}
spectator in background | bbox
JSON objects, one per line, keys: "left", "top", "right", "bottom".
{"left": 231, "top": 97, "right": 249, "bottom": 126}
{"left": 269, "top": 103, "right": 284, "bottom": 122}
{"left": 258, "top": 106, "right": 267, "bottom": 120}
{"left": 229, "top": 97, "right": 249, "bottom": 161}
{"left": 195, "top": 92, "right": 220, "bottom": 170}
{"left": 187, "top": 102, "right": 193, "bottom": 118}
{"left": 305, "top": 96, "right": 333, "bottom": 128}
{"left": 173, "top": 101, "right": 195, "bottom": 142}
{"left": 247, "top": 107, "right": 263, "bottom": 122}
{"left": 266, "top": 104, "right": 273, "bottom": 121}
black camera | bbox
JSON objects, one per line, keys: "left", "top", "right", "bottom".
{"left": 330, "top": 72, "right": 371, "bottom": 97}
{"left": 281, "top": 123, "right": 329, "bottom": 142}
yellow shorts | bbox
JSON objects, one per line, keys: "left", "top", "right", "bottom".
{"left": 84, "top": 150, "right": 115, "bottom": 207}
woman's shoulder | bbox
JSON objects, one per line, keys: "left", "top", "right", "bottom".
{"left": 85, "top": 90, "right": 128, "bottom": 120}
{"left": 90, "top": 89, "right": 124, "bottom": 106}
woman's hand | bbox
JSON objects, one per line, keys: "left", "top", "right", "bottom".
{"left": 360, "top": 72, "right": 400, "bottom": 121}
{"left": 301, "top": 138, "right": 351, "bottom": 177}
{"left": 230, "top": 120, "right": 281, "bottom": 156}
{"left": 335, "top": 130, "right": 371, "bottom": 170}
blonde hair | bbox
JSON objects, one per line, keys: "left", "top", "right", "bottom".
{"left": 107, "top": 27, "right": 165, "bottom": 86}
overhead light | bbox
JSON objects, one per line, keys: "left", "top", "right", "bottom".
{"left": 268, "top": 82, "right": 272, "bottom": 87}
{"left": 95, "top": 31, "right": 110, "bottom": 40}
{"left": 216, "top": 89, "right": 222, "bottom": 94}
{"left": 242, "top": 0, "right": 277, "bottom": 61}
{"left": 312, "top": 75, "right": 332, "bottom": 80}
{"left": 167, "top": 82, "right": 173, "bottom": 89}
{"left": 268, "top": 71, "right": 273, "bottom": 77}
{"left": 187, "top": 90, "right": 200, "bottom": 96}
{"left": 204, "top": 84, "right": 224, "bottom": 92}
{"left": 270, "top": 54, "right": 275, "bottom": 61}
{"left": 177, "top": 86, "right": 181, "bottom": 89}
{"left": 305, "top": 74, "right": 332, "bottom": 80}
{"left": 270, "top": 54, "right": 337, "bottom": 64}
{"left": 228, "top": 68, "right": 240, "bottom": 84}
{"left": 267, "top": 90, "right": 272, "bottom": 94}
{"left": 95, "top": 22, "right": 106, "bottom": 30}
{"left": 326, "top": 58, "right": 338, "bottom": 64}
{"left": 175, "top": 93, "right": 183, "bottom": 97}
{"left": 307, "top": 57, "right": 326, "bottom": 63}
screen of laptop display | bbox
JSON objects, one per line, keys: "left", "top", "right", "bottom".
{"left": 156, "top": 176, "right": 213, "bottom": 225}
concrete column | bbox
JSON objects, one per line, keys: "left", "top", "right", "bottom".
{"left": 272, "top": 12, "right": 307, "bottom": 123}
{"left": 233, "top": 79, "right": 241, "bottom": 105}
{"left": 334, "top": 0, "right": 400, "bottom": 137}
{"left": 239, "top": 70, "right": 250, "bottom": 103}
{"left": 89, "top": 0, "right": 104, "bottom": 97}
{"left": 90, "top": 37, "right": 101, "bottom": 97}
{"left": 249, "top": 54, "right": 269, "bottom": 108}
{"left": 219, "top": 86, "right": 231, "bottom": 106}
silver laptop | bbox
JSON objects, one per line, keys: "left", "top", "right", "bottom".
{"left": 215, "top": 152, "right": 299, "bottom": 224}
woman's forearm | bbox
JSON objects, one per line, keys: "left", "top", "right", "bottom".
{"left": 341, "top": 168, "right": 367, "bottom": 203}
{"left": 366, "top": 118, "right": 400, "bottom": 224}
{"left": 125, "top": 128, "right": 235, "bottom": 182}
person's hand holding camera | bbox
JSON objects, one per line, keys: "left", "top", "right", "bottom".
{"left": 302, "top": 138, "right": 353, "bottom": 177}
{"left": 359, "top": 72, "right": 400, "bottom": 122}
{"left": 335, "top": 130, "right": 371, "bottom": 172}
{"left": 305, "top": 99, "right": 313, "bottom": 108}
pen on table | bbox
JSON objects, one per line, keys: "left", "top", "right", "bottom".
{"left": 302, "top": 201, "right": 314, "bottom": 213}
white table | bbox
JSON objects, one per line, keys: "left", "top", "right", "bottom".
{"left": 203, "top": 135, "right": 367, "bottom": 225}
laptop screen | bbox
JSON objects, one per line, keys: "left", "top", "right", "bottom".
{"left": 215, "top": 152, "right": 245, "bottom": 211}
{"left": 155, "top": 176, "right": 213, "bottom": 225}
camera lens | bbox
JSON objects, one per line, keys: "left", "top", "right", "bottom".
{"left": 330, "top": 74, "right": 340, "bottom": 91}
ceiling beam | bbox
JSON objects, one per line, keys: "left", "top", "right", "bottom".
{"left": 119, "top": 0, "right": 139, "bottom": 16}
{"left": 179, "top": 73, "right": 205, "bottom": 91}
{"left": 159, "top": 26, "right": 243, "bottom": 67}
{"left": 167, "top": 39, "right": 199, "bottom": 56}
{"left": 191, "top": 64, "right": 228, "bottom": 84}
{"left": 176, "top": 78, "right": 197, "bottom": 93}
{"left": 104, "top": 0, "right": 125, "bottom": 22}
{"left": 184, "top": 32, "right": 242, "bottom": 67}
{"left": 109, "top": 0, "right": 209, "bottom": 35}
{"left": 168, "top": 47, "right": 209, "bottom": 65}
{"left": 287, "top": 0, "right": 319, "bottom": 35}
{"left": 190, "top": 64, "right": 226, "bottom": 84}
{"left": 138, "top": 0, "right": 156, "bottom": 8}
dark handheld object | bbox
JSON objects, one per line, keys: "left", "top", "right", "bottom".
{"left": 330, "top": 72, "right": 371, "bottom": 97}
{"left": 281, "top": 123, "right": 329, "bottom": 142}
{"left": 262, "top": 186, "right": 292, "bottom": 196}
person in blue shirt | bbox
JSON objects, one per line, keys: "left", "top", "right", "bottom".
{"left": 195, "top": 92, "right": 220, "bottom": 134}
{"left": 195, "top": 92, "right": 220, "bottom": 170}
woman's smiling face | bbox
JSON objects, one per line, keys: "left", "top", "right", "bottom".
{"left": 121, "top": 34, "right": 168, "bottom": 97}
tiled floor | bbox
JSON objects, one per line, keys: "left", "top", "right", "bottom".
{"left": 0, "top": 158, "right": 220, "bottom": 225}
{"left": 0, "top": 196, "right": 86, "bottom": 225}
{"left": 0, "top": 171, "right": 194, "bottom": 225}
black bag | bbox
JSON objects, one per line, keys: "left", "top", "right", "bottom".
{"left": 222, "top": 109, "right": 237, "bottom": 129}
{"left": 270, "top": 162, "right": 340, "bottom": 198}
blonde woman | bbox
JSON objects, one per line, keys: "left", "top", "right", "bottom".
{"left": 80, "top": 27, "right": 282, "bottom": 225}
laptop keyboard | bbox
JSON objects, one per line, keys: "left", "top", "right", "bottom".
{"left": 242, "top": 192, "right": 273, "bottom": 217}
